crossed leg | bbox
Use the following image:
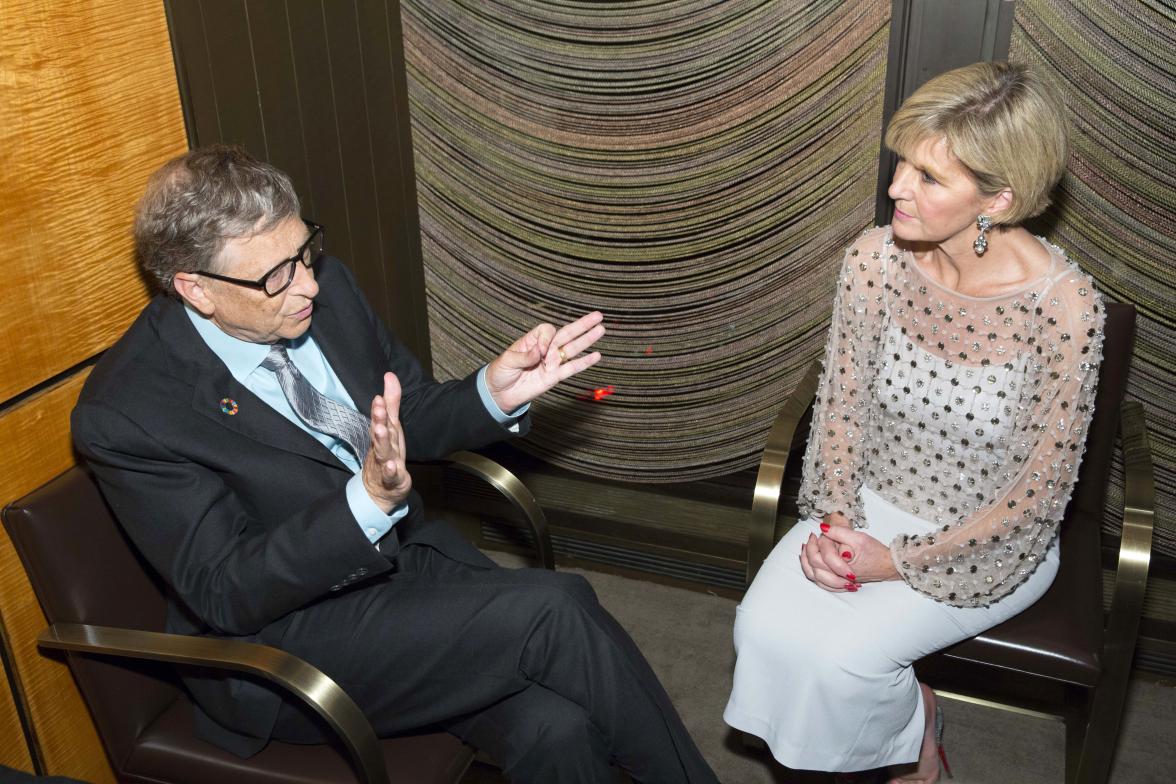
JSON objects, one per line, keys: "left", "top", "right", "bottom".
{"left": 272, "top": 543, "right": 717, "bottom": 783}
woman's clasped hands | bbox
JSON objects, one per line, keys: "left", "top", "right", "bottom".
{"left": 799, "top": 513, "right": 900, "bottom": 593}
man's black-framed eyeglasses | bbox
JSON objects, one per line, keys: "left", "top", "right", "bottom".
{"left": 194, "top": 219, "right": 324, "bottom": 297}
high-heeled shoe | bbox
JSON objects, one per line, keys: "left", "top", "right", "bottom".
{"left": 934, "top": 703, "right": 953, "bottom": 779}
{"left": 888, "top": 695, "right": 952, "bottom": 784}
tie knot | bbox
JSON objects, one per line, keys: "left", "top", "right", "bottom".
{"left": 261, "top": 343, "right": 290, "bottom": 372}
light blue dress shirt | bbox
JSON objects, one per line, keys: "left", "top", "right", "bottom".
{"left": 186, "top": 306, "right": 525, "bottom": 546}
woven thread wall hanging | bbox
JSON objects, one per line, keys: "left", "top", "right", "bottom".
{"left": 1011, "top": 0, "right": 1175, "bottom": 556}
{"left": 403, "top": 0, "right": 891, "bottom": 482}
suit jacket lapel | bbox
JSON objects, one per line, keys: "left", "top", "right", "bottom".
{"left": 154, "top": 297, "right": 347, "bottom": 468}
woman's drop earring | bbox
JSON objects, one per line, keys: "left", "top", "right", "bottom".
{"left": 973, "top": 215, "right": 993, "bottom": 255}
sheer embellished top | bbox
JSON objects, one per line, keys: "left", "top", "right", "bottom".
{"left": 798, "top": 226, "right": 1105, "bottom": 607}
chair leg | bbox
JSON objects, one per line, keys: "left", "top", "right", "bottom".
{"left": 1064, "top": 672, "right": 1134, "bottom": 784}
{"left": 1072, "top": 400, "right": 1155, "bottom": 784}
{"left": 1073, "top": 671, "right": 1134, "bottom": 784}
{"left": 1062, "top": 685, "right": 1089, "bottom": 784}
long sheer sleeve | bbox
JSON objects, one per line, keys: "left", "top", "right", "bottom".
{"left": 797, "top": 229, "right": 886, "bottom": 527}
{"left": 890, "top": 274, "right": 1105, "bottom": 606}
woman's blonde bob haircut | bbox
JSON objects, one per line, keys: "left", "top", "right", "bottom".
{"left": 884, "top": 61, "right": 1069, "bottom": 226}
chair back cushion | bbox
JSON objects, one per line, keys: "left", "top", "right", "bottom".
{"left": 942, "top": 302, "right": 1135, "bottom": 685}
{"left": 3, "top": 466, "right": 180, "bottom": 768}
{"left": 4, "top": 470, "right": 474, "bottom": 784}
{"left": 1067, "top": 302, "right": 1135, "bottom": 557}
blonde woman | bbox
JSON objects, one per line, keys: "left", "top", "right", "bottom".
{"left": 725, "top": 61, "right": 1103, "bottom": 783}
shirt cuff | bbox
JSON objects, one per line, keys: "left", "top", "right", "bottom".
{"left": 346, "top": 474, "right": 409, "bottom": 544}
{"left": 477, "top": 365, "right": 528, "bottom": 433}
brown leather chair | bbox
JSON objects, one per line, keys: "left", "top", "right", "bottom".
{"left": 3, "top": 452, "right": 553, "bottom": 784}
{"left": 746, "top": 302, "right": 1155, "bottom": 784}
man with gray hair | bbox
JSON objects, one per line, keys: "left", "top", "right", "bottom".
{"left": 73, "top": 145, "right": 718, "bottom": 783}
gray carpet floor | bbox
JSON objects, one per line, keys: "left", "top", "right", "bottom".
{"left": 474, "top": 551, "right": 1176, "bottom": 783}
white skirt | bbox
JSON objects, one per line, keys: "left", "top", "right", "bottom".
{"left": 723, "top": 486, "right": 1059, "bottom": 772}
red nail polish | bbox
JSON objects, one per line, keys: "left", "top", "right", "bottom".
{"left": 841, "top": 551, "right": 852, "bottom": 560}
{"left": 848, "top": 584, "right": 860, "bottom": 592}
{"left": 847, "top": 572, "right": 857, "bottom": 581}
{"left": 844, "top": 582, "right": 854, "bottom": 590}
{"left": 820, "top": 522, "right": 830, "bottom": 533}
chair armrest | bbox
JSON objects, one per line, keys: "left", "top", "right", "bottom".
{"left": 1078, "top": 400, "right": 1155, "bottom": 776}
{"left": 747, "top": 360, "right": 822, "bottom": 585}
{"left": 38, "top": 623, "right": 389, "bottom": 784}
{"left": 442, "top": 451, "right": 555, "bottom": 570}
{"left": 1109, "top": 400, "right": 1156, "bottom": 639}
{"left": 1105, "top": 400, "right": 1156, "bottom": 659}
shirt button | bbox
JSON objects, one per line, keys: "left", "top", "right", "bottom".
{"left": 367, "top": 528, "right": 378, "bottom": 537}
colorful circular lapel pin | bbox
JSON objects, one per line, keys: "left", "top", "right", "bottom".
{"left": 219, "top": 398, "right": 239, "bottom": 416}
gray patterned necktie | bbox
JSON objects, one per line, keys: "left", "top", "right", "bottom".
{"left": 261, "top": 344, "right": 371, "bottom": 462}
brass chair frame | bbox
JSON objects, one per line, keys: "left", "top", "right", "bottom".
{"left": 36, "top": 623, "right": 399, "bottom": 784}
{"left": 14, "top": 450, "right": 554, "bottom": 784}
{"left": 745, "top": 359, "right": 1155, "bottom": 784}
{"left": 439, "top": 450, "right": 555, "bottom": 570}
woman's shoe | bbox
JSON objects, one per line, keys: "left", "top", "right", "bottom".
{"left": 934, "top": 702, "right": 953, "bottom": 779}
{"left": 889, "top": 686, "right": 950, "bottom": 784}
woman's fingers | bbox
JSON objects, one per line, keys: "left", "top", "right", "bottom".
{"left": 816, "top": 533, "right": 856, "bottom": 581}
{"left": 818, "top": 524, "right": 895, "bottom": 584}
{"left": 799, "top": 541, "right": 816, "bottom": 583}
{"left": 801, "top": 533, "right": 855, "bottom": 592}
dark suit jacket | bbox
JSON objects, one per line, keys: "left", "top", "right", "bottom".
{"left": 72, "top": 256, "right": 527, "bottom": 755}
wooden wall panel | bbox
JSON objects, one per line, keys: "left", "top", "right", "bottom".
{"left": 0, "top": 0, "right": 187, "bottom": 778}
{"left": 0, "top": 374, "right": 115, "bottom": 781}
{"left": 0, "top": 370, "right": 91, "bottom": 533}
{"left": 0, "top": 673, "right": 33, "bottom": 770}
{"left": 0, "top": 0, "right": 187, "bottom": 403}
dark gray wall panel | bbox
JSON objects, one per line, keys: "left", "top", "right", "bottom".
{"left": 164, "top": 0, "right": 431, "bottom": 366}
{"left": 875, "top": 0, "right": 1017, "bottom": 224}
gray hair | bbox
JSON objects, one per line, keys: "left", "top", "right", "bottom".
{"left": 134, "top": 144, "right": 301, "bottom": 294}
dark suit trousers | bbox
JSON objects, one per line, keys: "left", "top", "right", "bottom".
{"left": 271, "top": 540, "right": 717, "bottom": 784}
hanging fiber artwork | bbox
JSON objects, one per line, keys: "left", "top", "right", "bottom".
{"left": 403, "top": 0, "right": 891, "bottom": 482}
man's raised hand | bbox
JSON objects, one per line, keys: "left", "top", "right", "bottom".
{"left": 485, "top": 311, "right": 605, "bottom": 413}
{"left": 361, "top": 372, "right": 412, "bottom": 513}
